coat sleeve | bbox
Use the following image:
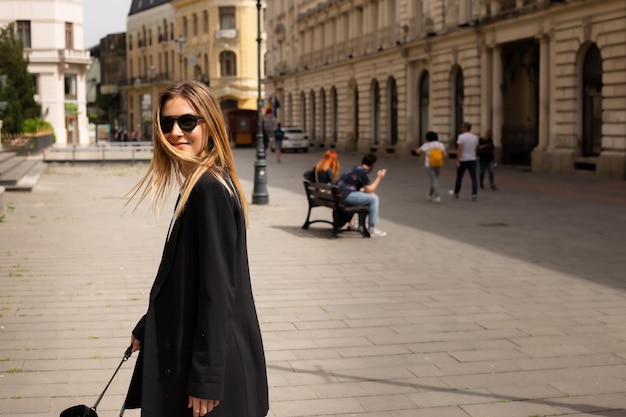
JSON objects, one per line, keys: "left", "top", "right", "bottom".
{"left": 186, "top": 175, "right": 239, "bottom": 400}
{"left": 132, "top": 314, "right": 147, "bottom": 342}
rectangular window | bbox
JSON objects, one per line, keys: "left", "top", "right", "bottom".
{"left": 16, "top": 20, "right": 31, "bottom": 48}
{"left": 65, "top": 22, "right": 74, "bottom": 50}
{"left": 31, "top": 74, "right": 39, "bottom": 96}
{"left": 219, "top": 7, "right": 236, "bottom": 30}
{"left": 64, "top": 74, "right": 77, "bottom": 99}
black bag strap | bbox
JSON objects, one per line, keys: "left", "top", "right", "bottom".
{"left": 92, "top": 346, "right": 133, "bottom": 412}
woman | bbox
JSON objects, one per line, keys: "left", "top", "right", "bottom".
{"left": 303, "top": 149, "right": 340, "bottom": 184}
{"left": 478, "top": 129, "right": 497, "bottom": 190}
{"left": 124, "top": 81, "right": 269, "bottom": 417}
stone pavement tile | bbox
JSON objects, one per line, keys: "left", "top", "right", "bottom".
{"left": 334, "top": 345, "right": 412, "bottom": 358}
{"left": 460, "top": 400, "right": 560, "bottom": 417}
{"left": 440, "top": 365, "right": 626, "bottom": 392}
{"left": 406, "top": 387, "right": 494, "bottom": 408}
{"left": 309, "top": 381, "right": 368, "bottom": 399}
{"left": 356, "top": 393, "right": 419, "bottom": 412}
{"left": 332, "top": 366, "right": 417, "bottom": 383}
{"left": 269, "top": 397, "right": 365, "bottom": 417}
{"left": 513, "top": 353, "right": 624, "bottom": 371}
{"left": 548, "top": 393, "right": 626, "bottom": 414}
{"left": 358, "top": 377, "right": 450, "bottom": 396}
{"left": 447, "top": 348, "right": 529, "bottom": 362}
{"left": 289, "top": 348, "right": 342, "bottom": 361}
{"left": 550, "top": 376, "right": 626, "bottom": 396}
{"left": 391, "top": 406, "right": 471, "bottom": 417}
{"left": 0, "top": 397, "right": 51, "bottom": 414}
{"left": 269, "top": 385, "right": 318, "bottom": 402}
{"left": 486, "top": 383, "right": 565, "bottom": 400}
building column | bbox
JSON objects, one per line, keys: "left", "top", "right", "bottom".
{"left": 480, "top": 46, "right": 492, "bottom": 136}
{"left": 492, "top": 45, "right": 503, "bottom": 151}
{"left": 538, "top": 34, "right": 550, "bottom": 149}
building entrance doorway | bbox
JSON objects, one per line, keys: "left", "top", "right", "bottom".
{"left": 65, "top": 115, "right": 78, "bottom": 145}
{"left": 500, "top": 39, "right": 539, "bottom": 166}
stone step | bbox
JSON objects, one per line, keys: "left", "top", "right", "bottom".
{"left": 0, "top": 158, "right": 43, "bottom": 188}
{"left": 5, "top": 160, "right": 47, "bottom": 191}
{"left": 0, "top": 153, "right": 24, "bottom": 176}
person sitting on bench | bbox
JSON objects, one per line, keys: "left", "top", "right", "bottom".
{"left": 303, "top": 150, "right": 340, "bottom": 184}
{"left": 336, "top": 153, "right": 387, "bottom": 237}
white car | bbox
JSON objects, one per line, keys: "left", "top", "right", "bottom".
{"left": 278, "top": 126, "right": 309, "bottom": 152}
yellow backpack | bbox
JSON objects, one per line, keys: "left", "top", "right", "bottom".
{"left": 429, "top": 145, "right": 444, "bottom": 167}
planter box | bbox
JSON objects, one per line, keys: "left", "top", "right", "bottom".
{"left": 1, "top": 132, "right": 54, "bottom": 155}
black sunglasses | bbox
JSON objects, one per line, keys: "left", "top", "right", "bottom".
{"left": 160, "top": 114, "right": 204, "bottom": 133}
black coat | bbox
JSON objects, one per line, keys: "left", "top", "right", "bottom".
{"left": 125, "top": 173, "right": 269, "bottom": 417}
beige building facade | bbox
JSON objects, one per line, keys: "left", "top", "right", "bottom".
{"left": 265, "top": 0, "right": 626, "bottom": 180}
{"left": 125, "top": 0, "right": 265, "bottom": 140}
{"left": 1, "top": 0, "right": 91, "bottom": 146}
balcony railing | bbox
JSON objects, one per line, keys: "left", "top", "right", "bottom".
{"left": 215, "top": 29, "right": 238, "bottom": 40}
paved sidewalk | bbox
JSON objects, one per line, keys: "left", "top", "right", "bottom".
{"left": 1, "top": 148, "right": 625, "bottom": 417}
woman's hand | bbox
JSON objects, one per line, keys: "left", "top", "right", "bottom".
{"left": 188, "top": 396, "right": 220, "bottom": 417}
{"left": 130, "top": 334, "right": 141, "bottom": 352}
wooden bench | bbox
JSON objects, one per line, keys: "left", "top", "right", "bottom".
{"left": 302, "top": 181, "right": 370, "bottom": 238}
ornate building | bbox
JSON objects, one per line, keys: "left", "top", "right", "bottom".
{"left": 264, "top": 0, "right": 626, "bottom": 179}
{"left": 0, "top": 0, "right": 91, "bottom": 146}
{"left": 125, "top": 0, "right": 265, "bottom": 140}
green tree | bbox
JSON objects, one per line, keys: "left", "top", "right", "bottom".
{"left": 0, "top": 23, "right": 39, "bottom": 133}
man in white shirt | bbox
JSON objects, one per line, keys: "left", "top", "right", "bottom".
{"left": 453, "top": 121, "right": 479, "bottom": 200}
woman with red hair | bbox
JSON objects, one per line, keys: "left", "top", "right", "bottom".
{"left": 303, "top": 150, "right": 340, "bottom": 184}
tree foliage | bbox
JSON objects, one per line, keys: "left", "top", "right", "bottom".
{"left": 0, "top": 23, "right": 39, "bottom": 133}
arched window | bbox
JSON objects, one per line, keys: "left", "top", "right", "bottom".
{"left": 452, "top": 66, "right": 464, "bottom": 140}
{"left": 193, "top": 14, "right": 198, "bottom": 36}
{"left": 320, "top": 88, "right": 327, "bottom": 144}
{"left": 300, "top": 92, "right": 307, "bottom": 132}
{"left": 203, "top": 11, "right": 209, "bottom": 33}
{"left": 287, "top": 93, "right": 293, "bottom": 125}
{"left": 163, "top": 19, "right": 168, "bottom": 41}
{"left": 331, "top": 87, "right": 338, "bottom": 143}
{"left": 170, "top": 23, "right": 174, "bottom": 41}
{"left": 183, "top": 17, "right": 188, "bottom": 37}
{"left": 203, "top": 54, "right": 209, "bottom": 82}
{"left": 581, "top": 44, "right": 602, "bottom": 157}
{"left": 310, "top": 90, "right": 316, "bottom": 142}
{"left": 220, "top": 51, "right": 236, "bottom": 76}
{"left": 388, "top": 77, "right": 398, "bottom": 145}
{"left": 419, "top": 71, "right": 430, "bottom": 144}
{"left": 371, "top": 79, "right": 380, "bottom": 145}
{"left": 353, "top": 83, "right": 359, "bottom": 144}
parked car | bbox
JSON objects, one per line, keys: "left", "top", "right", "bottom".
{"left": 277, "top": 126, "right": 309, "bottom": 152}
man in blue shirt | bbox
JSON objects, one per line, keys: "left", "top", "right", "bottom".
{"left": 337, "top": 153, "right": 387, "bottom": 237}
{"left": 273, "top": 123, "right": 285, "bottom": 162}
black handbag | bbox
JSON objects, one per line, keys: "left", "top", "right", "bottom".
{"left": 60, "top": 346, "right": 133, "bottom": 417}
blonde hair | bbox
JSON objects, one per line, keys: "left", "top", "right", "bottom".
{"left": 483, "top": 129, "right": 493, "bottom": 139}
{"left": 127, "top": 81, "right": 248, "bottom": 224}
{"left": 314, "top": 150, "right": 340, "bottom": 180}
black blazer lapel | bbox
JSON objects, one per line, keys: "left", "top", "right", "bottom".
{"left": 151, "top": 209, "right": 182, "bottom": 300}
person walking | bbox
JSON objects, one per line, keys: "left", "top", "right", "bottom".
{"left": 303, "top": 149, "right": 340, "bottom": 184}
{"left": 478, "top": 128, "right": 498, "bottom": 190}
{"left": 416, "top": 131, "right": 447, "bottom": 203}
{"left": 337, "top": 153, "right": 387, "bottom": 237}
{"left": 273, "top": 122, "right": 285, "bottom": 162}
{"left": 124, "top": 81, "right": 269, "bottom": 417}
{"left": 453, "top": 121, "right": 479, "bottom": 201}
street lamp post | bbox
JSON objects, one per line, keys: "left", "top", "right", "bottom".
{"left": 176, "top": 35, "right": 186, "bottom": 82}
{"left": 150, "top": 65, "right": 156, "bottom": 141}
{"left": 252, "top": 0, "right": 268, "bottom": 205}
{"left": 133, "top": 77, "right": 141, "bottom": 141}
